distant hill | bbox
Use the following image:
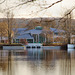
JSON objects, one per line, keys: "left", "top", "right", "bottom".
{"left": 0, "top": 17, "right": 75, "bottom": 33}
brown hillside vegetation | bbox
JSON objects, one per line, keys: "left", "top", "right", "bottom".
{"left": 0, "top": 18, "right": 75, "bottom": 34}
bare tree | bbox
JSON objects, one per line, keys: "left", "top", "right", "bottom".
{"left": 0, "top": 21, "right": 8, "bottom": 43}
{"left": 3, "top": 10, "right": 15, "bottom": 44}
{"left": 59, "top": 7, "right": 75, "bottom": 44}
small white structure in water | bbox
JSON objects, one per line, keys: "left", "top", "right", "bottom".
{"left": 67, "top": 44, "right": 75, "bottom": 49}
{"left": 26, "top": 43, "right": 42, "bottom": 49}
{"left": 67, "top": 44, "right": 75, "bottom": 52}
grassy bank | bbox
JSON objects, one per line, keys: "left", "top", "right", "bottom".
{"left": 0, "top": 43, "right": 23, "bottom": 46}
{"left": 43, "top": 42, "right": 67, "bottom": 46}
{"left": 43, "top": 42, "right": 67, "bottom": 50}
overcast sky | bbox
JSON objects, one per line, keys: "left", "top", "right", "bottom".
{"left": 0, "top": 0, "right": 75, "bottom": 18}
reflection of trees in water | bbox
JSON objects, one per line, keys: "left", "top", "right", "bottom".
{"left": 0, "top": 50, "right": 73, "bottom": 75}
{"left": 60, "top": 51, "right": 72, "bottom": 75}
{"left": 42, "top": 50, "right": 60, "bottom": 71}
{"left": 43, "top": 50, "right": 65, "bottom": 60}
{"left": 43, "top": 50, "right": 55, "bottom": 70}
{"left": 0, "top": 50, "right": 14, "bottom": 75}
{"left": 0, "top": 50, "right": 8, "bottom": 75}
{"left": 26, "top": 50, "right": 68, "bottom": 73}
{"left": 8, "top": 51, "right": 12, "bottom": 75}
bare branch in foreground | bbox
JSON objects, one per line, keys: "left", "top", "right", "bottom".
{"left": 4, "top": 0, "right": 63, "bottom": 13}
{"left": 59, "top": 6, "right": 75, "bottom": 22}
{"left": 65, "top": 7, "right": 75, "bottom": 16}
{"left": 0, "top": 0, "right": 6, "bottom": 4}
{"left": 44, "top": 0, "right": 63, "bottom": 9}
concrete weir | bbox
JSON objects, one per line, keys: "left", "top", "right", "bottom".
{"left": 3, "top": 46, "right": 26, "bottom": 50}
{"left": 26, "top": 43, "right": 42, "bottom": 49}
{"left": 43, "top": 46, "right": 61, "bottom": 50}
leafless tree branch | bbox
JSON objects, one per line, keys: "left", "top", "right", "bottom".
{"left": 58, "top": 6, "right": 75, "bottom": 22}
{"left": 65, "top": 7, "right": 75, "bottom": 16}
{"left": 3, "top": 0, "right": 37, "bottom": 11}
{"left": 44, "top": 0, "right": 63, "bottom": 9}
{"left": 4, "top": 0, "right": 63, "bottom": 13}
{"left": 14, "top": 0, "right": 35, "bottom": 8}
{"left": 0, "top": 0, "right": 5, "bottom": 4}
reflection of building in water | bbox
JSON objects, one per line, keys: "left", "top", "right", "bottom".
{"left": 26, "top": 49, "right": 43, "bottom": 60}
{"left": 24, "top": 50, "right": 70, "bottom": 75}
{"left": 1, "top": 50, "right": 75, "bottom": 75}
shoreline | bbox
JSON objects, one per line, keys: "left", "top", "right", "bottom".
{"left": 0, "top": 44, "right": 75, "bottom": 50}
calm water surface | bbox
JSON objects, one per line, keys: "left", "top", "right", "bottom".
{"left": 0, "top": 49, "right": 75, "bottom": 75}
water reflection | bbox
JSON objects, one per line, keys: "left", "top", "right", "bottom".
{"left": 26, "top": 48, "right": 43, "bottom": 60}
{"left": 0, "top": 49, "right": 75, "bottom": 75}
{"left": 0, "top": 50, "right": 15, "bottom": 75}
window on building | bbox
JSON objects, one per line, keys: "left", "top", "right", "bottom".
{"left": 16, "top": 39, "right": 19, "bottom": 43}
{"left": 27, "top": 39, "right": 33, "bottom": 43}
{"left": 54, "top": 32, "right": 58, "bottom": 35}
{"left": 35, "top": 26, "right": 43, "bottom": 30}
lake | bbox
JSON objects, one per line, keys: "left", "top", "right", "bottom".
{"left": 0, "top": 49, "right": 75, "bottom": 75}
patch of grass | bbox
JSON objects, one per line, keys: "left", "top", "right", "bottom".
{"left": 0, "top": 43, "right": 23, "bottom": 46}
{"left": 43, "top": 42, "right": 66, "bottom": 46}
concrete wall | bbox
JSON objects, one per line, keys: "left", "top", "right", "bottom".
{"left": 3, "top": 46, "right": 26, "bottom": 50}
{"left": 43, "top": 46, "right": 61, "bottom": 50}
